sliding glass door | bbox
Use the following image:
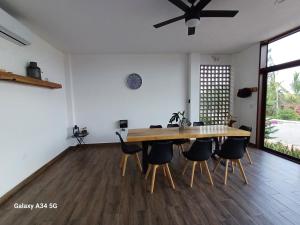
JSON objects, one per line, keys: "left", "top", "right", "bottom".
{"left": 265, "top": 67, "right": 300, "bottom": 159}
{"left": 258, "top": 28, "right": 300, "bottom": 161}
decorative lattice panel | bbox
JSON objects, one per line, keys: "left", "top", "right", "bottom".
{"left": 199, "top": 65, "right": 231, "bottom": 125}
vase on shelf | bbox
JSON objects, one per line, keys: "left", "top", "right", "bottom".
{"left": 26, "top": 62, "right": 41, "bottom": 80}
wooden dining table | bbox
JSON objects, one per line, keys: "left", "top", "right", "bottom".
{"left": 126, "top": 125, "right": 251, "bottom": 173}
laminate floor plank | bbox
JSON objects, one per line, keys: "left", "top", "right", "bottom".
{"left": 0, "top": 145, "right": 299, "bottom": 225}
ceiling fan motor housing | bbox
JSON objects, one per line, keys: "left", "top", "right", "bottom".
{"left": 185, "top": 6, "right": 200, "bottom": 27}
{"left": 185, "top": 18, "right": 200, "bottom": 27}
{"left": 188, "top": 0, "right": 197, "bottom": 5}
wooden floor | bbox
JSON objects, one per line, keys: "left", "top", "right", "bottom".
{"left": 0, "top": 144, "right": 300, "bottom": 225}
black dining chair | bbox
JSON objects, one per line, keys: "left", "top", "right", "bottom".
{"left": 148, "top": 125, "right": 163, "bottom": 146}
{"left": 167, "top": 123, "right": 190, "bottom": 153}
{"left": 193, "top": 121, "right": 205, "bottom": 126}
{"left": 145, "top": 141, "right": 175, "bottom": 193}
{"left": 182, "top": 139, "right": 214, "bottom": 187}
{"left": 150, "top": 125, "right": 163, "bottom": 128}
{"left": 193, "top": 121, "right": 208, "bottom": 140}
{"left": 167, "top": 123, "right": 180, "bottom": 128}
{"left": 213, "top": 137, "right": 248, "bottom": 185}
{"left": 115, "top": 132, "right": 142, "bottom": 176}
{"left": 239, "top": 125, "right": 253, "bottom": 164}
{"left": 193, "top": 121, "right": 220, "bottom": 153}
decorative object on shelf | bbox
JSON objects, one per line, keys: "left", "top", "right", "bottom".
{"left": 0, "top": 70, "right": 62, "bottom": 89}
{"left": 126, "top": 73, "right": 142, "bottom": 90}
{"left": 119, "top": 120, "right": 128, "bottom": 131}
{"left": 237, "top": 87, "right": 258, "bottom": 98}
{"left": 169, "top": 111, "right": 191, "bottom": 129}
{"left": 26, "top": 62, "right": 41, "bottom": 80}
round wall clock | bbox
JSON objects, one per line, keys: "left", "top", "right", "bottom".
{"left": 126, "top": 73, "right": 142, "bottom": 90}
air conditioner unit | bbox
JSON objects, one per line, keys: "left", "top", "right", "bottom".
{"left": 0, "top": 8, "right": 32, "bottom": 46}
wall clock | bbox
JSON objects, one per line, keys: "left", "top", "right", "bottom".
{"left": 126, "top": 73, "right": 142, "bottom": 90}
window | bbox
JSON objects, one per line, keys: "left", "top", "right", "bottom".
{"left": 199, "top": 65, "right": 231, "bottom": 125}
{"left": 258, "top": 27, "right": 300, "bottom": 162}
{"left": 267, "top": 31, "right": 300, "bottom": 67}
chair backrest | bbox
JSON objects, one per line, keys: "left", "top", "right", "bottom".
{"left": 167, "top": 123, "right": 179, "bottom": 128}
{"left": 221, "top": 137, "right": 246, "bottom": 159}
{"left": 150, "top": 125, "right": 162, "bottom": 128}
{"left": 239, "top": 125, "right": 252, "bottom": 144}
{"left": 115, "top": 132, "right": 126, "bottom": 149}
{"left": 239, "top": 125, "right": 252, "bottom": 132}
{"left": 148, "top": 141, "right": 173, "bottom": 164}
{"left": 187, "top": 139, "right": 213, "bottom": 161}
{"left": 193, "top": 121, "right": 204, "bottom": 127}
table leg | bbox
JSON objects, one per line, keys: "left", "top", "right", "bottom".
{"left": 215, "top": 137, "right": 220, "bottom": 152}
{"left": 211, "top": 137, "right": 220, "bottom": 160}
{"left": 142, "top": 142, "right": 149, "bottom": 174}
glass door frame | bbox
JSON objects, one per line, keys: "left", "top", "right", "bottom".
{"left": 257, "top": 26, "right": 300, "bottom": 163}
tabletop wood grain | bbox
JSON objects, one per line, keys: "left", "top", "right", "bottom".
{"left": 127, "top": 125, "right": 250, "bottom": 142}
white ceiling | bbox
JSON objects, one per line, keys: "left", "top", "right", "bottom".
{"left": 0, "top": 0, "right": 299, "bottom": 54}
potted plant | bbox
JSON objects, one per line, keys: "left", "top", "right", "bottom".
{"left": 169, "top": 111, "right": 191, "bottom": 129}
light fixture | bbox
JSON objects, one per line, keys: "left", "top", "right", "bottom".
{"left": 185, "top": 18, "right": 200, "bottom": 27}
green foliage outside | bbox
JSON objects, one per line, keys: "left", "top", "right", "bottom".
{"left": 264, "top": 141, "right": 300, "bottom": 159}
{"left": 291, "top": 72, "right": 300, "bottom": 95}
{"left": 283, "top": 93, "right": 300, "bottom": 105}
{"left": 264, "top": 118, "right": 278, "bottom": 139}
{"left": 276, "top": 108, "right": 300, "bottom": 120}
{"left": 266, "top": 71, "right": 300, "bottom": 121}
{"left": 266, "top": 72, "right": 286, "bottom": 117}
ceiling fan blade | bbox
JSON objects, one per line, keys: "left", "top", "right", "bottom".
{"left": 153, "top": 15, "right": 186, "bottom": 28}
{"left": 200, "top": 10, "right": 239, "bottom": 17}
{"left": 188, "top": 27, "right": 195, "bottom": 35}
{"left": 195, "top": 0, "right": 211, "bottom": 11}
{"left": 168, "top": 0, "right": 190, "bottom": 12}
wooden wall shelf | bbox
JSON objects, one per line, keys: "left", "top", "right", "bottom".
{"left": 0, "top": 71, "right": 62, "bottom": 89}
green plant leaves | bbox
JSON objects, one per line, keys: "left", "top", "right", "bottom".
{"left": 169, "top": 111, "right": 190, "bottom": 126}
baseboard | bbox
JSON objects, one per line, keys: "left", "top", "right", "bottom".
{"left": 82, "top": 142, "right": 141, "bottom": 146}
{"left": 248, "top": 142, "right": 257, "bottom": 148}
{"left": 83, "top": 142, "right": 117, "bottom": 146}
{"left": 73, "top": 143, "right": 119, "bottom": 149}
{"left": 0, "top": 146, "right": 74, "bottom": 206}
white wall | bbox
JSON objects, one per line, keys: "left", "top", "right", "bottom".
{"left": 0, "top": 29, "right": 260, "bottom": 197}
{"left": 0, "top": 33, "right": 70, "bottom": 197}
{"left": 70, "top": 54, "right": 188, "bottom": 143}
{"left": 232, "top": 44, "right": 260, "bottom": 144}
{"left": 188, "top": 54, "right": 233, "bottom": 123}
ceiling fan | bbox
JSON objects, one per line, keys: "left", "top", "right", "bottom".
{"left": 153, "top": 0, "right": 239, "bottom": 35}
